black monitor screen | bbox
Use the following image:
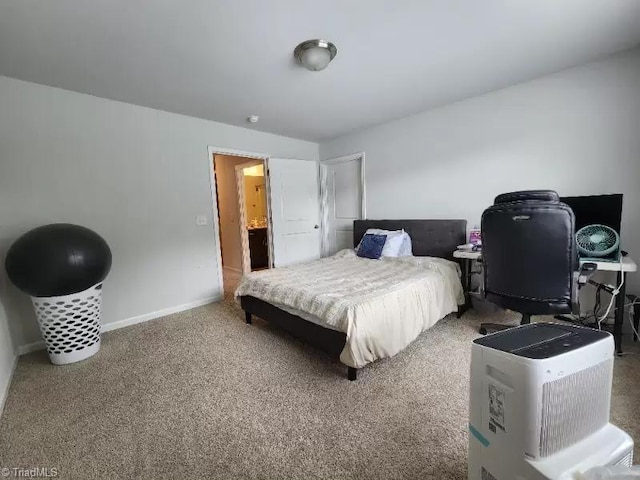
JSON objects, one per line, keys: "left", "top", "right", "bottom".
{"left": 560, "top": 194, "right": 623, "bottom": 234}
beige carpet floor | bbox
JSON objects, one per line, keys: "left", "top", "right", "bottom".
{"left": 0, "top": 299, "right": 638, "bottom": 480}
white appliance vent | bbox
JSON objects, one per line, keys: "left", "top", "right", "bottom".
{"left": 540, "top": 359, "right": 612, "bottom": 457}
{"left": 615, "top": 450, "right": 633, "bottom": 467}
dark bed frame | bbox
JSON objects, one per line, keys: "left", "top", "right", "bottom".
{"left": 240, "top": 219, "right": 467, "bottom": 380}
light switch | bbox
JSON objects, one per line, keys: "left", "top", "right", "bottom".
{"left": 196, "top": 215, "right": 208, "bottom": 226}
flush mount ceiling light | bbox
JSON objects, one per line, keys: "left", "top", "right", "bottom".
{"left": 293, "top": 39, "right": 337, "bottom": 71}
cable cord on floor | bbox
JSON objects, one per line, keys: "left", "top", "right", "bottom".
{"left": 627, "top": 298, "right": 640, "bottom": 341}
{"left": 597, "top": 256, "right": 625, "bottom": 330}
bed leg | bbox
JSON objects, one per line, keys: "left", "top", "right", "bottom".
{"left": 347, "top": 367, "right": 357, "bottom": 381}
{"left": 245, "top": 311, "right": 252, "bottom": 325}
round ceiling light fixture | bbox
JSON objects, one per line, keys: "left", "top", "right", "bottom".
{"left": 293, "top": 39, "right": 337, "bottom": 71}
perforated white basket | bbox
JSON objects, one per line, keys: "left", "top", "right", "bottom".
{"left": 31, "top": 283, "right": 103, "bottom": 365}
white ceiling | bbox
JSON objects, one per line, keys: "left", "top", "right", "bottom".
{"left": 1, "top": 1, "right": 640, "bottom": 141}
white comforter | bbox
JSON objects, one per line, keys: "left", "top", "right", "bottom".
{"left": 235, "top": 249, "right": 464, "bottom": 368}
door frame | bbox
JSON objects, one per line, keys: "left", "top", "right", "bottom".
{"left": 234, "top": 160, "right": 267, "bottom": 274}
{"left": 207, "top": 146, "right": 273, "bottom": 294}
{"left": 319, "top": 152, "right": 366, "bottom": 256}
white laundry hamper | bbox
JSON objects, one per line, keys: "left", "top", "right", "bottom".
{"left": 31, "top": 283, "right": 104, "bottom": 365}
{"left": 5, "top": 224, "right": 112, "bottom": 366}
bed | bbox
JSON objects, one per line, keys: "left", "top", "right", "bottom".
{"left": 236, "top": 219, "right": 467, "bottom": 380}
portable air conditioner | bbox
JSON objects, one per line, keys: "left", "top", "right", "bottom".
{"left": 468, "top": 323, "right": 633, "bottom": 480}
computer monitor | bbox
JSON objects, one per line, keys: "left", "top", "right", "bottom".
{"left": 560, "top": 194, "right": 623, "bottom": 234}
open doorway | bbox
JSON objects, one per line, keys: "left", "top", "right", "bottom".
{"left": 211, "top": 152, "right": 272, "bottom": 299}
{"left": 320, "top": 152, "right": 366, "bottom": 257}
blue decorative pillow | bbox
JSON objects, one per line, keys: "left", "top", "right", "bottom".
{"left": 356, "top": 233, "right": 387, "bottom": 259}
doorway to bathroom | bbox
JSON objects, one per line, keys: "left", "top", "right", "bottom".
{"left": 212, "top": 152, "right": 272, "bottom": 298}
{"left": 235, "top": 160, "right": 270, "bottom": 272}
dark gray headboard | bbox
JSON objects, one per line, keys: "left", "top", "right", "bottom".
{"left": 353, "top": 219, "right": 467, "bottom": 260}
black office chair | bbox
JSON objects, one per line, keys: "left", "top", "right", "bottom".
{"left": 479, "top": 190, "right": 595, "bottom": 335}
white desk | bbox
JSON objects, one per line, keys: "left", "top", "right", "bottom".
{"left": 453, "top": 249, "right": 637, "bottom": 354}
{"left": 453, "top": 250, "right": 637, "bottom": 272}
{"left": 588, "top": 256, "right": 638, "bottom": 354}
{"left": 585, "top": 257, "right": 637, "bottom": 273}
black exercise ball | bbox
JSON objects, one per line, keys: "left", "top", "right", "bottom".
{"left": 5, "top": 224, "right": 112, "bottom": 297}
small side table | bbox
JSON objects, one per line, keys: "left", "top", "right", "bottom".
{"left": 453, "top": 250, "right": 482, "bottom": 318}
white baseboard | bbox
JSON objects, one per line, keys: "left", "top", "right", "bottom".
{"left": 16, "top": 294, "right": 223, "bottom": 356}
{"left": 0, "top": 355, "right": 18, "bottom": 417}
{"left": 17, "top": 341, "right": 45, "bottom": 356}
{"left": 101, "top": 295, "right": 221, "bottom": 333}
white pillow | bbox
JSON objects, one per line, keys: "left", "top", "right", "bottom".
{"left": 398, "top": 232, "right": 413, "bottom": 257}
{"left": 381, "top": 232, "right": 405, "bottom": 257}
{"left": 358, "top": 228, "right": 405, "bottom": 257}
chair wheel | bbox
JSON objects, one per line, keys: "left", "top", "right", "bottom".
{"left": 479, "top": 326, "right": 487, "bottom": 335}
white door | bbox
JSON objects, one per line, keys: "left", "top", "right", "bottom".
{"left": 268, "top": 158, "right": 321, "bottom": 267}
{"left": 322, "top": 155, "right": 365, "bottom": 256}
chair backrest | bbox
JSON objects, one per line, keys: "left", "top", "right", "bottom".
{"left": 481, "top": 190, "right": 577, "bottom": 315}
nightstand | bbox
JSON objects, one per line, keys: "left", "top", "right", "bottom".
{"left": 453, "top": 249, "right": 482, "bottom": 318}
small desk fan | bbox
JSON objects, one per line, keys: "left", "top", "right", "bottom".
{"left": 576, "top": 224, "right": 620, "bottom": 260}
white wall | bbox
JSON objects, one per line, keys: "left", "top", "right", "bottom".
{"left": 321, "top": 48, "right": 640, "bottom": 298}
{"left": 0, "top": 296, "right": 17, "bottom": 416}
{"left": 0, "top": 76, "right": 318, "bottom": 351}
